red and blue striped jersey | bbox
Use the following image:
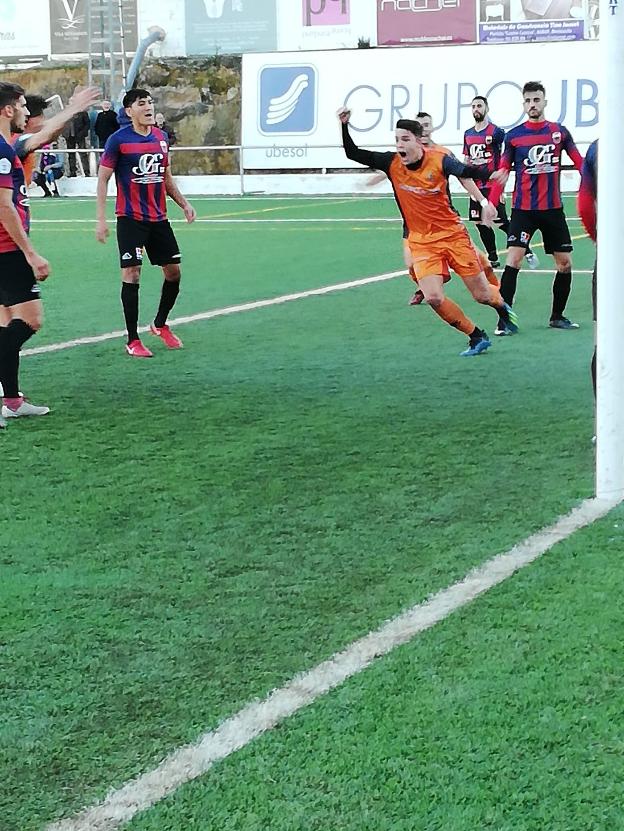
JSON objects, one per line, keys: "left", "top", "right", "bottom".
{"left": 462, "top": 122, "right": 505, "bottom": 183}
{"left": 578, "top": 139, "right": 597, "bottom": 241}
{"left": 500, "top": 120, "right": 583, "bottom": 210}
{"left": 100, "top": 126, "right": 170, "bottom": 222}
{"left": 0, "top": 135, "right": 30, "bottom": 254}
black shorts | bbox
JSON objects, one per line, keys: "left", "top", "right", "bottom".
{"left": 468, "top": 187, "right": 508, "bottom": 225}
{"left": 507, "top": 208, "right": 572, "bottom": 254}
{"left": 0, "top": 250, "right": 42, "bottom": 306}
{"left": 116, "top": 216, "right": 181, "bottom": 269}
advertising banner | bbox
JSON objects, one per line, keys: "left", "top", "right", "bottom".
{"left": 49, "top": 0, "right": 138, "bottom": 55}
{"left": 478, "top": 0, "right": 597, "bottom": 43}
{"left": 277, "top": 0, "right": 378, "bottom": 50}
{"left": 377, "top": 0, "right": 477, "bottom": 46}
{"left": 0, "top": 0, "right": 50, "bottom": 60}
{"left": 242, "top": 41, "right": 599, "bottom": 169}
{"left": 185, "top": 0, "right": 277, "bottom": 55}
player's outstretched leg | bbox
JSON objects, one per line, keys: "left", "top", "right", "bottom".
{"left": 150, "top": 265, "right": 183, "bottom": 349}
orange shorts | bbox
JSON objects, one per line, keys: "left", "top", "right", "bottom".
{"left": 408, "top": 228, "right": 481, "bottom": 281}
{"left": 403, "top": 239, "right": 451, "bottom": 281}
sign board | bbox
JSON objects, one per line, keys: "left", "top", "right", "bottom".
{"left": 242, "top": 42, "right": 599, "bottom": 168}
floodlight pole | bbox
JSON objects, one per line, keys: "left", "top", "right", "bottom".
{"left": 596, "top": 0, "right": 624, "bottom": 500}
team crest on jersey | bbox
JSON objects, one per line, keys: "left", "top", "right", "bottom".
{"left": 160, "top": 141, "right": 168, "bottom": 154}
{"left": 18, "top": 183, "right": 30, "bottom": 209}
{"left": 552, "top": 132, "right": 561, "bottom": 144}
{"left": 132, "top": 153, "right": 165, "bottom": 185}
{"left": 485, "top": 135, "right": 492, "bottom": 144}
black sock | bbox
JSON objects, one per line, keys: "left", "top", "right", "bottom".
{"left": 551, "top": 271, "right": 572, "bottom": 320}
{"left": 500, "top": 266, "right": 520, "bottom": 307}
{"left": 154, "top": 279, "right": 180, "bottom": 328}
{"left": 121, "top": 282, "right": 140, "bottom": 343}
{"left": 477, "top": 225, "right": 497, "bottom": 260}
{"left": 469, "top": 326, "right": 485, "bottom": 343}
{"left": 0, "top": 319, "right": 35, "bottom": 398}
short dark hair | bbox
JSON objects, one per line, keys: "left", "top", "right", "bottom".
{"left": 396, "top": 119, "right": 424, "bottom": 138}
{"left": 415, "top": 111, "right": 431, "bottom": 120}
{"left": 122, "top": 88, "right": 152, "bottom": 108}
{"left": 0, "top": 82, "right": 25, "bottom": 110}
{"left": 472, "top": 95, "right": 488, "bottom": 107}
{"left": 25, "top": 94, "right": 47, "bottom": 119}
{"left": 522, "top": 81, "right": 545, "bottom": 96}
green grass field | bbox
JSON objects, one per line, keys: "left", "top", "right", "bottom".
{"left": 2, "top": 193, "right": 621, "bottom": 831}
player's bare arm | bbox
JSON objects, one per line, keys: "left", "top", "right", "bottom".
{"left": 0, "top": 188, "right": 50, "bottom": 280}
{"left": 458, "top": 177, "right": 495, "bottom": 226}
{"left": 21, "top": 86, "right": 100, "bottom": 153}
{"left": 95, "top": 164, "right": 114, "bottom": 243}
{"left": 164, "top": 168, "right": 196, "bottom": 223}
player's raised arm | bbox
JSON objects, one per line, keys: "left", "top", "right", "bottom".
{"left": 337, "top": 108, "right": 394, "bottom": 173}
{"left": 20, "top": 86, "right": 100, "bottom": 154}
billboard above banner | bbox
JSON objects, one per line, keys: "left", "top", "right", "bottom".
{"left": 0, "top": 0, "right": 50, "bottom": 60}
{"left": 478, "top": 0, "right": 596, "bottom": 43}
{"left": 277, "top": 0, "right": 378, "bottom": 50}
{"left": 49, "top": 0, "right": 138, "bottom": 56}
{"left": 185, "top": 0, "right": 278, "bottom": 55}
{"left": 377, "top": 0, "right": 477, "bottom": 46}
{"left": 242, "top": 41, "right": 599, "bottom": 169}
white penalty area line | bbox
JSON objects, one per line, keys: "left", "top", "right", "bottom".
{"left": 22, "top": 266, "right": 594, "bottom": 360}
{"left": 30, "top": 216, "right": 585, "bottom": 225}
{"left": 45, "top": 495, "right": 621, "bottom": 831}
{"left": 22, "top": 270, "right": 405, "bottom": 358}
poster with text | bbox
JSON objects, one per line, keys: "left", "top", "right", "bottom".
{"left": 277, "top": 0, "right": 378, "bottom": 50}
{"left": 185, "top": 0, "right": 277, "bottom": 55}
{"left": 0, "top": 0, "right": 49, "bottom": 60}
{"left": 478, "top": 0, "right": 596, "bottom": 42}
{"left": 49, "top": 0, "right": 137, "bottom": 55}
{"left": 377, "top": 0, "right": 477, "bottom": 46}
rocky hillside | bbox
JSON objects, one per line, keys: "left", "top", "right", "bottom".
{"left": 5, "top": 56, "right": 242, "bottom": 175}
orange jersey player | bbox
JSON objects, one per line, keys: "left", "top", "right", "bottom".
{"left": 338, "top": 108, "right": 516, "bottom": 356}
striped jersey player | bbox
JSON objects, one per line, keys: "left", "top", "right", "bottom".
{"left": 488, "top": 81, "right": 584, "bottom": 333}
{"left": 463, "top": 94, "right": 538, "bottom": 271}
{"left": 96, "top": 88, "right": 196, "bottom": 358}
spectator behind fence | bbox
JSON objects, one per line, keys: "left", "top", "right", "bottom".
{"left": 155, "top": 112, "right": 177, "bottom": 146}
{"left": 94, "top": 100, "right": 119, "bottom": 148}
{"left": 33, "top": 145, "right": 64, "bottom": 197}
{"left": 62, "top": 89, "right": 91, "bottom": 176}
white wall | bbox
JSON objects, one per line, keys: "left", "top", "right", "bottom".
{"left": 242, "top": 41, "right": 600, "bottom": 169}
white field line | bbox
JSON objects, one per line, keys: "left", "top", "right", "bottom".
{"left": 22, "top": 271, "right": 405, "bottom": 357}
{"left": 22, "top": 266, "right": 593, "bottom": 360}
{"left": 45, "top": 495, "right": 621, "bottom": 831}
{"left": 30, "top": 216, "right": 585, "bottom": 224}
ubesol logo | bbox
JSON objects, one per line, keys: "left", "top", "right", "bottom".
{"left": 259, "top": 65, "right": 317, "bottom": 135}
